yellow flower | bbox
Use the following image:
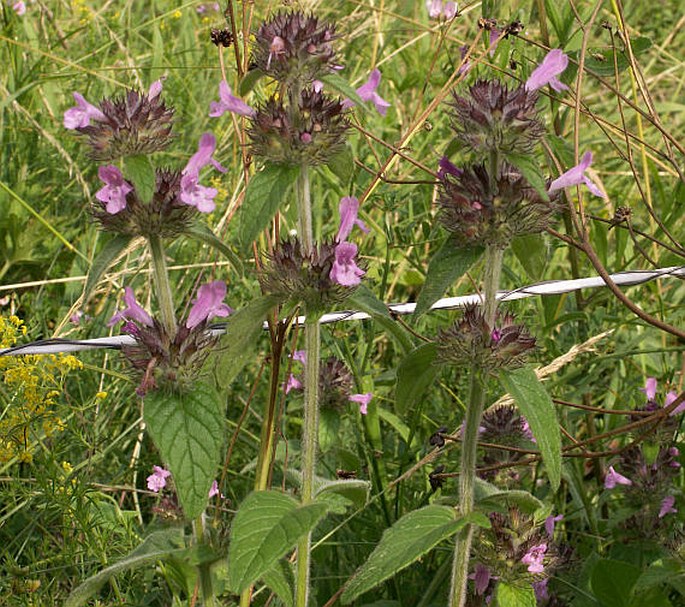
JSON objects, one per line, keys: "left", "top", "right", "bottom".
{"left": 96, "top": 391, "right": 108, "bottom": 400}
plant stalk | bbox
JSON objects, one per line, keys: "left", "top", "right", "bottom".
{"left": 297, "top": 163, "right": 313, "bottom": 252}
{"left": 448, "top": 244, "right": 504, "bottom": 607}
{"left": 147, "top": 235, "right": 176, "bottom": 338}
{"left": 194, "top": 514, "right": 216, "bottom": 607}
{"left": 295, "top": 313, "right": 321, "bottom": 607}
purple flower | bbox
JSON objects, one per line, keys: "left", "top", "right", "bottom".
{"left": 330, "top": 242, "right": 365, "bottom": 286}
{"left": 291, "top": 350, "right": 307, "bottom": 365}
{"left": 180, "top": 133, "right": 227, "bottom": 213}
{"left": 521, "top": 543, "right": 547, "bottom": 574}
{"left": 426, "top": 0, "right": 457, "bottom": 19}
{"left": 488, "top": 29, "right": 501, "bottom": 57}
{"left": 533, "top": 579, "right": 549, "bottom": 602}
{"left": 525, "top": 49, "right": 570, "bottom": 93}
{"left": 148, "top": 78, "right": 164, "bottom": 100}
{"left": 641, "top": 376, "right": 658, "bottom": 401}
{"left": 209, "top": 80, "right": 256, "bottom": 118}
{"left": 438, "top": 156, "right": 462, "bottom": 179}
{"left": 349, "top": 392, "right": 373, "bottom": 415}
{"left": 336, "top": 196, "right": 369, "bottom": 242}
{"left": 95, "top": 165, "right": 133, "bottom": 214}
{"left": 659, "top": 495, "right": 677, "bottom": 518}
{"left": 284, "top": 374, "right": 303, "bottom": 394}
{"left": 545, "top": 514, "right": 563, "bottom": 537}
{"left": 472, "top": 563, "right": 491, "bottom": 595}
{"left": 147, "top": 465, "right": 171, "bottom": 492}
{"left": 604, "top": 465, "right": 632, "bottom": 489}
{"left": 108, "top": 287, "right": 154, "bottom": 328}
{"left": 208, "top": 480, "right": 224, "bottom": 498}
{"left": 457, "top": 45, "right": 472, "bottom": 75}
{"left": 548, "top": 151, "right": 606, "bottom": 198}
{"left": 186, "top": 280, "right": 232, "bottom": 329}
{"left": 12, "top": 1, "right": 26, "bottom": 15}
{"left": 63, "top": 92, "right": 106, "bottom": 129}
{"left": 342, "top": 69, "right": 391, "bottom": 116}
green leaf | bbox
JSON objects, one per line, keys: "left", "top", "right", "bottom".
{"left": 123, "top": 154, "right": 156, "bottom": 204}
{"left": 568, "top": 37, "right": 652, "bottom": 78}
{"left": 185, "top": 222, "right": 243, "bottom": 276}
{"left": 395, "top": 343, "right": 439, "bottom": 416}
{"left": 82, "top": 234, "right": 132, "bottom": 305}
{"left": 512, "top": 234, "right": 547, "bottom": 281}
{"left": 590, "top": 559, "right": 640, "bottom": 607}
{"left": 542, "top": 0, "right": 573, "bottom": 46}
{"left": 239, "top": 68, "right": 265, "bottom": 96}
{"left": 262, "top": 561, "right": 294, "bottom": 607}
{"left": 341, "top": 506, "right": 489, "bottom": 604}
{"left": 496, "top": 582, "right": 537, "bottom": 607}
{"left": 208, "top": 294, "right": 280, "bottom": 391}
{"left": 227, "top": 491, "right": 329, "bottom": 593}
{"left": 504, "top": 152, "right": 550, "bottom": 200}
{"left": 238, "top": 164, "right": 300, "bottom": 250}
{"left": 315, "top": 477, "right": 370, "bottom": 510}
{"left": 414, "top": 240, "right": 483, "bottom": 317}
{"left": 474, "top": 478, "right": 543, "bottom": 514}
{"left": 498, "top": 367, "right": 561, "bottom": 491}
{"left": 347, "top": 285, "right": 413, "bottom": 353}
{"left": 65, "top": 529, "right": 185, "bottom": 607}
{"left": 320, "top": 72, "right": 368, "bottom": 110}
{"left": 326, "top": 145, "right": 355, "bottom": 185}
{"left": 144, "top": 383, "right": 225, "bottom": 519}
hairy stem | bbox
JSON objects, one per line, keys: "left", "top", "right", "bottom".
{"left": 448, "top": 244, "right": 504, "bottom": 607}
{"left": 297, "top": 163, "right": 313, "bottom": 252}
{"left": 295, "top": 313, "right": 321, "bottom": 607}
{"left": 194, "top": 514, "right": 216, "bottom": 607}
{"left": 147, "top": 235, "right": 176, "bottom": 338}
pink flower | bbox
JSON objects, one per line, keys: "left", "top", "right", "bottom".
{"left": 186, "top": 280, "right": 232, "bottom": 329}
{"left": 472, "top": 563, "right": 491, "bottom": 595}
{"left": 148, "top": 78, "right": 165, "bottom": 100}
{"left": 349, "top": 392, "right": 373, "bottom": 415}
{"left": 641, "top": 376, "right": 658, "bottom": 401}
{"left": 95, "top": 165, "right": 133, "bottom": 214}
{"left": 342, "top": 69, "right": 391, "bottom": 116}
{"left": 525, "top": 49, "right": 570, "bottom": 93}
{"left": 180, "top": 133, "right": 227, "bottom": 212}
{"left": 147, "top": 465, "right": 171, "bottom": 492}
{"left": 291, "top": 350, "right": 307, "bottom": 365}
{"left": 336, "top": 196, "right": 369, "bottom": 242}
{"left": 63, "top": 92, "right": 106, "bottom": 129}
{"left": 545, "top": 514, "right": 563, "bottom": 537}
{"left": 12, "top": 1, "right": 26, "bottom": 15}
{"left": 521, "top": 543, "right": 547, "bottom": 574}
{"left": 659, "top": 495, "right": 677, "bottom": 518}
{"left": 330, "top": 242, "right": 365, "bottom": 286}
{"left": 548, "top": 151, "right": 606, "bottom": 198}
{"left": 108, "top": 287, "right": 154, "bottom": 328}
{"left": 209, "top": 80, "right": 256, "bottom": 118}
{"left": 284, "top": 374, "right": 303, "bottom": 394}
{"left": 604, "top": 465, "right": 632, "bottom": 489}
{"left": 426, "top": 0, "right": 457, "bottom": 19}
{"left": 208, "top": 480, "right": 224, "bottom": 498}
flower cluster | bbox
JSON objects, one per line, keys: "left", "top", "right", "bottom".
{"left": 146, "top": 465, "right": 221, "bottom": 498}
{"left": 109, "top": 282, "right": 231, "bottom": 395}
{"left": 436, "top": 304, "right": 536, "bottom": 371}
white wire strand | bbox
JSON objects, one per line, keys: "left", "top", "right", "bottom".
{"left": 1, "top": 265, "right": 683, "bottom": 356}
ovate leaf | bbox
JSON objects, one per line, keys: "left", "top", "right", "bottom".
{"left": 414, "top": 240, "right": 483, "bottom": 317}
{"left": 474, "top": 478, "right": 544, "bottom": 514}
{"left": 207, "top": 294, "right": 280, "bottom": 391}
{"left": 315, "top": 477, "right": 370, "bottom": 509}
{"left": 395, "top": 343, "right": 439, "bottom": 416}
{"left": 341, "top": 507, "right": 489, "bottom": 604}
{"left": 590, "top": 559, "right": 640, "bottom": 607}
{"left": 238, "top": 164, "right": 300, "bottom": 250}
{"left": 82, "top": 234, "right": 133, "bottom": 305}
{"left": 498, "top": 367, "right": 561, "bottom": 491}
{"left": 227, "top": 491, "right": 329, "bottom": 593}
{"left": 144, "top": 383, "right": 225, "bottom": 519}
{"left": 65, "top": 529, "right": 185, "bottom": 607}
{"left": 496, "top": 582, "right": 537, "bottom": 607}
{"left": 123, "top": 154, "right": 156, "bottom": 204}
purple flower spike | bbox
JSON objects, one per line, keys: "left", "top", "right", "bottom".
{"left": 545, "top": 514, "right": 563, "bottom": 537}
{"left": 95, "top": 165, "right": 133, "bottom": 214}
{"left": 336, "top": 196, "right": 370, "bottom": 242}
{"left": 186, "top": 280, "right": 232, "bottom": 329}
{"left": 330, "top": 242, "right": 365, "bottom": 286}
{"left": 548, "top": 151, "right": 606, "bottom": 198}
{"left": 209, "top": 80, "right": 256, "bottom": 118}
{"left": 349, "top": 392, "right": 373, "bottom": 415}
{"left": 521, "top": 543, "right": 547, "bottom": 574}
{"left": 181, "top": 133, "right": 227, "bottom": 212}
{"left": 63, "top": 92, "right": 106, "bottom": 129}
{"left": 525, "top": 49, "right": 570, "bottom": 92}
{"left": 604, "top": 465, "right": 632, "bottom": 489}
{"left": 659, "top": 495, "right": 677, "bottom": 518}
{"left": 342, "top": 69, "right": 391, "bottom": 116}
{"left": 146, "top": 465, "right": 171, "bottom": 492}
{"left": 108, "top": 287, "right": 154, "bottom": 328}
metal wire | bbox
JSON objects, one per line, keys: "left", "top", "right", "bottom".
{"left": 1, "top": 265, "right": 683, "bottom": 356}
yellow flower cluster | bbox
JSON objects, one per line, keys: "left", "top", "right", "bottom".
{"left": 0, "top": 316, "right": 83, "bottom": 464}
{"left": 71, "top": 0, "right": 94, "bottom": 25}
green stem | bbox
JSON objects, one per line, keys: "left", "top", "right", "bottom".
{"left": 297, "top": 163, "right": 313, "bottom": 252}
{"left": 448, "top": 244, "right": 504, "bottom": 607}
{"left": 194, "top": 514, "right": 216, "bottom": 607}
{"left": 295, "top": 313, "right": 321, "bottom": 607}
{"left": 147, "top": 235, "right": 176, "bottom": 337}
